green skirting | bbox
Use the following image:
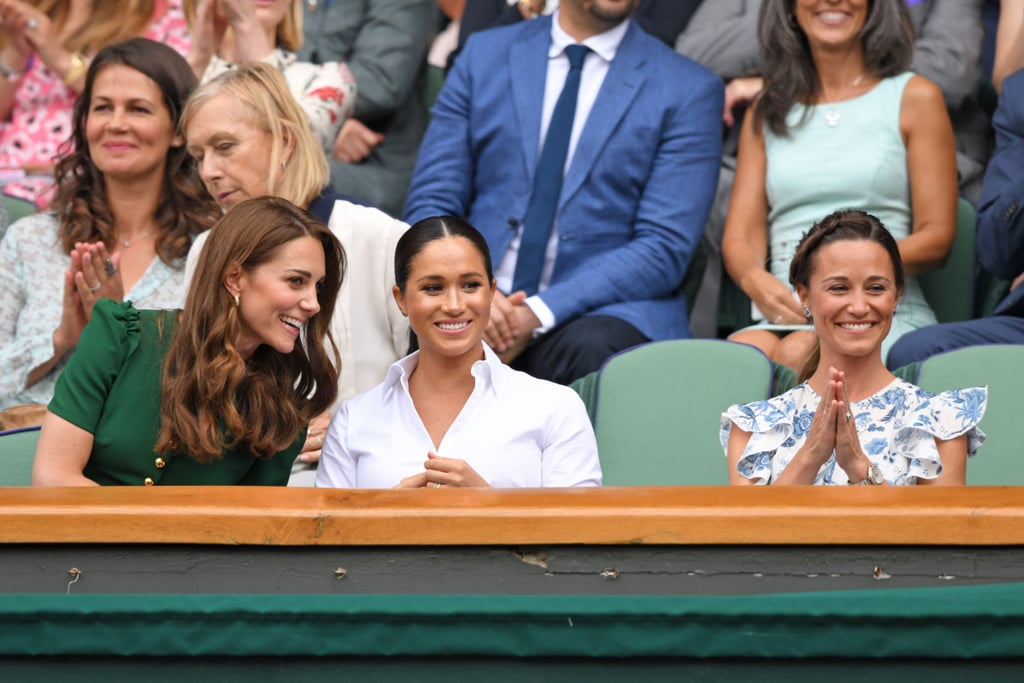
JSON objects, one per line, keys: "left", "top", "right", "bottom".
{"left": 3, "top": 583, "right": 1024, "bottom": 658}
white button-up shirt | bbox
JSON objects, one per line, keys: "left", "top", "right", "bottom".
{"left": 316, "top": 345, "right": 602, "bottom": 488}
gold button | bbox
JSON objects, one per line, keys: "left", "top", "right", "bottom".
{"left": 155, "top": 457, "right": 166, "bottom": 469}
{"left": 144, "top": 477, "right": 154, "bottom": 486}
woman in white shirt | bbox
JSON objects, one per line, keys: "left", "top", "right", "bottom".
{"left": 317, "top": 215, "right": 602, "bottom": 489}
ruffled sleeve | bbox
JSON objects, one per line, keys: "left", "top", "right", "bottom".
{"left": 893, "top": 386, "right": 988, "bottom": 480}
{"left": 721, "top": 393, "right": 806, "bottom": 484}
{"left": 48, "top": 300, "right": 142, "bottom": 434}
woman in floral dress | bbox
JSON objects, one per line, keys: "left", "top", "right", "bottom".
{"left": 721, "top": 209, "right": 985, "bottom": 486}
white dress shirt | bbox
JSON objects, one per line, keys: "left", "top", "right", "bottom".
{"left": 494, "top": 11, "right": 631, "bottom": 333}
{"left": 316, "top": 344, "right": 602, "bottom": 488}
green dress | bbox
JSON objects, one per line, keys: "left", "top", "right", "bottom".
{"left": 48, "top": 300, "right": 302, "bottom": 485}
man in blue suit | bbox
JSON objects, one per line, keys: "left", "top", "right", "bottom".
{"left": 404, "top": 0, "right": 722, "bottom": 383}
{"left": 887, "top": 68, "right": 1024, "bottom": 368}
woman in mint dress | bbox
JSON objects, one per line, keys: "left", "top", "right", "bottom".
{"left": 32, "top": 197, "right": 345, "bottom": 486}
{"left": 721, "top": 0, "right": 957, "bottom": 371}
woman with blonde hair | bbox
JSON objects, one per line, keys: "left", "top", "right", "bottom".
{"left": 33, "top": 196, "right": 345, "bottom": 486}
{"left": 183, "top": 0, "right": 355, "bottom": 153}
{"left": 182, "top": 62, "right": 408, "bottom": 475}
{"left": 0, "top": 0, "right": 189, "bottom": 217}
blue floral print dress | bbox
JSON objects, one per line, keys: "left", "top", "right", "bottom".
{"left": 721, "top": 379, "right": 987, "bottom": 485}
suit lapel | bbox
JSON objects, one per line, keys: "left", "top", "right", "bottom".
{"left": 560, "top": 22, "right": 646, "bottom": 208}
{"left": 511, "top": 20, "right": 553, "bottom": 175}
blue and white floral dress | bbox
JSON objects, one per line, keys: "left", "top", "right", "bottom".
{"left": 721, "top": 379, "right": 987, "bottom": 485}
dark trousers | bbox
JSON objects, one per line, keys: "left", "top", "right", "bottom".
{"left": 512, "top": 315, "right": 649, "bottom": 385}
{"left": 886, "top": 315, "right": 1024, "bottom": 369}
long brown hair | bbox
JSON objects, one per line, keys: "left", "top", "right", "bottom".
{"left": 754, "top": 0, "right": 914, "bottom": 137}
{"left": 51, "top": 38, "right": 220, "bottom": 263}
{"left": 156, "top": 197, "right": 345, "bottom": 462}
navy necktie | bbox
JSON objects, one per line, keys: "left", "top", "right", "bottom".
{"left": 512, "top": 44, "right": 590, "bottom": 296}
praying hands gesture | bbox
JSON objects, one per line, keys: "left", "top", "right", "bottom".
{"left": 394, "top": 451, "right": 491, "bottom": 488}
{"left": 773, "top": 367, "right": 877, "bottom": 485}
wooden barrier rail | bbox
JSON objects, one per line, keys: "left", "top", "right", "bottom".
{"left": 3, "top": 485, "right": 1024, "bottom": 546}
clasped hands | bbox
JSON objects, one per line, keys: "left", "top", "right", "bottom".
{"left": 54, "top": 242, "right": 123, "bottom": 355}
{"left": 395, "top": 451, "right": 490, "bottom": 488}
{"left": 485, "top": 289, "right": 540, "bottom": 363}
{"left": 799, "top": 367, "right": 875, "bottom": 483}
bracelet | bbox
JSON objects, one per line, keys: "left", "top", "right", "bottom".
{"left": 63, "top": 51, "right": 89, "bottom": 88}
{"left": 0, "top": 55, "right": 24, "bottom": 80}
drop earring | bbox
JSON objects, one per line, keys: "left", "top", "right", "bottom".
{"left": 802, "top": 305, "right": 812, "bottom": 321}
{"left": 233, "top": 293, "right": 240, "bottom": 307}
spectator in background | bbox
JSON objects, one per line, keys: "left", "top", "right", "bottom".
{"left": 405, "top": 0, "right": 722, "bottom": 384}
{"left": 0, "top": 38, "right": 219, "bottom": 413}
{"left": 887, "top": 67, "right": 1024, "bottom": 367}
{"left": 183, "top": 0, "right": 356, "bottom": 155}
{"left": 721, "top": 0, "right": 957, "bottom": 371}
{"left": 299, "top": 0, "right": 436, "bottom": 218}
{"left": 453, "top": 0, "right": 701, "bottom": 62}
{"left": 0, "top": 0, "right": 190, "bottom": 222}
{"left": 677, "top": 0, "right": 989, "bottom": 338}
{"left": 33, "top": 197, "right": 344, "bottom": 486}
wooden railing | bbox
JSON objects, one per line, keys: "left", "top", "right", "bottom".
{"left": 2, "top": 486, "right": 1024, "bottom": 546}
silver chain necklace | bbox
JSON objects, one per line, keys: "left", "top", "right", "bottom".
{"left": 120, "top": 229, "right": 157, "bottom": 248}
{"left": 822, "top": 74, "right": 864, "bottom": 127}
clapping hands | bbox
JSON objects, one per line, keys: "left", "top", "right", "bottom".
{"left": 53, "top": 242, "right": 123, "bottom": 356}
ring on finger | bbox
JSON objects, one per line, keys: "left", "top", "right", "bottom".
{"left": 433, "top": 482, "right": 442, "bottom": 489}
{"left": 88, "top": 282, "right": 101, "bottom": 292}
{"left": 27, "top": 17, "right": 38, "bottom": 30}
{"left": 104, "top": 258, "right": 116, "bottom": 276}
{"left": 844, "top": 410, "right": 853, "bottom": 423}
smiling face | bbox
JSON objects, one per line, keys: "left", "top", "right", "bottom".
{"left": 185, "top": 92, "right": 285, "bottom": 209}
{"left": 797, "top": 239, "right": 898, "bottom": 361}
{"left": 393, "top": 236, "right": 495, "bottom": 362}
{"left": 228, "top": 235, "right": 325, "bottom": 358}
{"left": 85, "top": 64, "right": 181, "bottom": 182}
{"left": 793, "top": 0, "right": 868, "bottom": 51}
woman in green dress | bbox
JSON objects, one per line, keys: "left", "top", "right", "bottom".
{"left": 32, "top": 196, "right": 345, "bottom": 486}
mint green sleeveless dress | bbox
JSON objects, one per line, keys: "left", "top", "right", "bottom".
{"left": 752, "top": 72, "right": 936, "bottom": 360}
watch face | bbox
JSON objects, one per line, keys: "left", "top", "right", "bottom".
{"left": 868, "top": 465, "right": 884, "bottom": 485}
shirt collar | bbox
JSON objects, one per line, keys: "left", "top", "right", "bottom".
{"left": 549, "top": 9, "right": 630, "bottom": 63}
{"left": 382, "top": 346, "right": 507, "bottom": 399}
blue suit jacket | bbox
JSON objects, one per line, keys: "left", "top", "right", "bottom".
{"left": 977, "top": 69, "right": 1024, "bottom": 318}
{"left": 404, "top": 17, "right": 723, "bottom": 341}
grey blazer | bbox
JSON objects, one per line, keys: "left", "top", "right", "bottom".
{"left": 299, "top": 0, "right": 437, "bottom": 217}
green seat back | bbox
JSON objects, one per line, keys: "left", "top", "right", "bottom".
{"left": 0, "top": 426, "right": 40, "bottom": 486}
{"left": 594, "top": 340, "right": 773, "bottom": 486}
{"left": 914, "top": 344, "right": 1024, "bottom": 485}
{"left": 918, "top": 198, "right": 977, "bottom": 324}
